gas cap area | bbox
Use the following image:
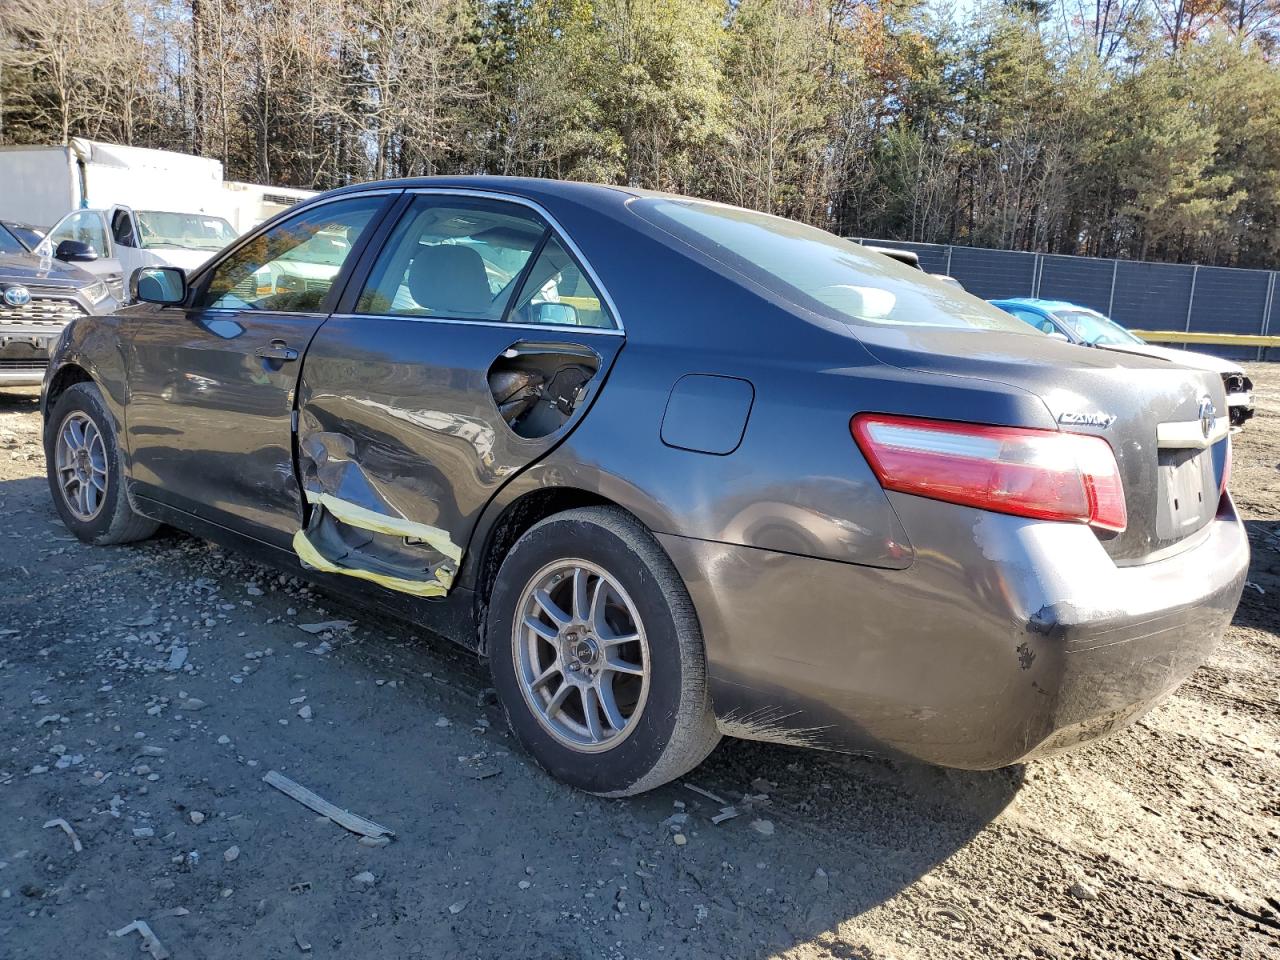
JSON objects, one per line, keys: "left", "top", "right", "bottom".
{"left": 487, "top": 342, "right": 600, "bottom": 439}
{"left": 660, "top": 374, "right": 755, "bottom": 455}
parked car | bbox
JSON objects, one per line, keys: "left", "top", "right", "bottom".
{"left": 36, "top": 205, "right": 239, "bottom": 299}
{"left": 2, "top": 220, "right": 47, "bottom": 252}
{"left": 0, "top": 221, "right": 116, "bottom": 388}
{"left": 991, "top": 297, "right": 1255, "bottom": 428}
{"left": 41, "top": 178, "right": 1247, "bottom": 795}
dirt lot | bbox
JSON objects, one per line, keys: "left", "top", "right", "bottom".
{"left": 1, "top": 366, "right": 1277, "bottom": 960}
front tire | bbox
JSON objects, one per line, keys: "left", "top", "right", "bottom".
{"left": 487, "top": 507, "right": 720, "bottom": 796}
{"left": 44, "top": 382, "right": 158, "bottom": 545}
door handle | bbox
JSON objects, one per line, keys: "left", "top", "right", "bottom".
{"left": 256, "top": 339, "right": 299, "bottom": 362}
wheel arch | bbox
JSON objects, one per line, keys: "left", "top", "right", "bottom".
{"left": 469, "top": 486, "right": 617, "bottom": 651}
{"left": 42, "top": 362, "right": 94, "bottom": 421}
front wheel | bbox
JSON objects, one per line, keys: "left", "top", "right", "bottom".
{"left": 44, "top": 382, "right": 158, "bottom": 545}
{"left": 487, "top": 507, "right": 720, "bottom": 796}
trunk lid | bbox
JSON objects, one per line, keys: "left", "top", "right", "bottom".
{"left": 853, "top": 325, "right": 1230, "bottom": 564}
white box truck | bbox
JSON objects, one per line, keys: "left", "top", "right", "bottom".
{"left": 0, "top": 139, "right": 316, "bottom": 296}
{"left": 0, "top": 138, "right": 230, "bottom": 228}
{"left": 223, "top": 181, "right": 316, "bottom": 232}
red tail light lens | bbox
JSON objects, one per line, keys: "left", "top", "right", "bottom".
{"left": 1221, "top": 435, "right": 1232, "bottom": 494}
{"left": 851, "top": 414, "right": 1127, "bottom": 532}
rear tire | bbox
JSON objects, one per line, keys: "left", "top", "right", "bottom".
{"left": 44, "top": 382, "right": 159, "bottom": 545}
{"left": 487, "top": 506, "right": 720, "bottom": 796}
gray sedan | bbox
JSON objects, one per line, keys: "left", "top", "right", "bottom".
{"left": 41, "top": 178, "right": 1248, "bottom": 795}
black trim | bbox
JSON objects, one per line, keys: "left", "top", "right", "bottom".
{"left": 334, "top": 192, "right": 415, "bottom": 315}
{"left": 501, "top": 228, "right": 552, "bottom": 324}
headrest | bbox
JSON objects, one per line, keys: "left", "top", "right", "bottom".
{"left": 406, "top": 244, "right": 492, "bottom": 317}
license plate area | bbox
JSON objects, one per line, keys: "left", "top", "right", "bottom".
{"left": 1155, "top": 447, "right": 1215, "bottom": 539}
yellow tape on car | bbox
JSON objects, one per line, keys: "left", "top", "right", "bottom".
{"left": 291, "top": 529, "right": 451, "bottom": 598}
{"left": 291, "top": 491, "right": 462, "bottom": 598}
{"left": 304, "top": 491, "right": 462, "bottom": 562}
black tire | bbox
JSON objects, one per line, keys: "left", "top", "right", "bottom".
{"left": 44, "top": 382, "right": 159, "bottom": 545}
{"left": 488, "top": 506, "right": 720, "bottom": 796}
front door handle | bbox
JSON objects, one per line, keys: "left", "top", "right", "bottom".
{"left": 256, "top": 339, "right": 299, "bottom": 362}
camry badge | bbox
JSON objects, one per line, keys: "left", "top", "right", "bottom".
{"left": 1197, "top": 397, "right": 1215, "bottom": 440}
{"left": 1058, "top": 411, "right": 1117, "bottom": 429}
{"left": 2, "top": 285, "right": 32, "bottom": 307}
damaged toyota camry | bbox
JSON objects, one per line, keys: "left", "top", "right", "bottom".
{"left": 42, "top": 178, "right": 1249, "bottom": 796}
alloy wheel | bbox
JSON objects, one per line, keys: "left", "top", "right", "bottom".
{"left": 512, "top": 559, "right": 650, "bottom": 753}
{"left": 55, "top": 411, "right": 108, "bottom": 522}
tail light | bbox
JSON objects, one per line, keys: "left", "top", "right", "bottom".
{"left": 851, "top": 414, "right": 1127, "bottom": 532}
{"left": 1221, "top": 435, "right": 1232, "bottom": 494}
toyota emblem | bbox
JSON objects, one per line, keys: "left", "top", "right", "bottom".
{"left": 2, "top": 285, "right": 32, "bottom": 307}
{"left": 1197, "top": 396, "right": 1216, "bottom": 440}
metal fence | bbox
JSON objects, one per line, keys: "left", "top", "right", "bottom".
{"left": 860, "top": 239, "right": 1278, "bottom": 361}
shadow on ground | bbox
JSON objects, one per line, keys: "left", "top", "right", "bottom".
{"left": 1238, "top": 519, "right": 1279, "bottom": 637}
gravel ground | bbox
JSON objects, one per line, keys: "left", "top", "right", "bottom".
{"left": 1, "top": 366, "right": 1278, "bottom": 960}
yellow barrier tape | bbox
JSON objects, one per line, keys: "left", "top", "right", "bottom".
{"left": 292, "top": 529, "right": 450, "bottom": 598}
{"left": 304, "top": 491, "right": 463, "bottom": 563}
{"left": 1129, "top": 330, "right": 1280, "bottom": 347}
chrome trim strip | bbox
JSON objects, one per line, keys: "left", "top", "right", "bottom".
{"left": 328, "top": 312, "right": 624, "bottom": 337}
{"left": 1156, "top": 416, "right": 1229, "bottom": 449}
{"left": 400, "top": 186, "right": 624, "bottom": 334}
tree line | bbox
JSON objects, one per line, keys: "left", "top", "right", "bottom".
{"left": 2, "top": 0, "right": 1278, "bottom": 267}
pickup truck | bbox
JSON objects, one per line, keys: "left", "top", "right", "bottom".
{"left": 36, "top": 205, "right": 238, "bottom": 299}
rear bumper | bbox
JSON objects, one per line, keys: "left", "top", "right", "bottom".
{"left": 660, "top": 494, "right": 1249, "bottom": 768}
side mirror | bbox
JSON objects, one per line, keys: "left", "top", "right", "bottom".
{"left": 54, "top": 239, "right": 98, "bottom": 263}
{"left": 1046, "top": 331, "right": 1070, "bottom": 342}
{"left": 131, "top": 266, "right": 187, "bottom": 305}
{"left": 531, "top": 301, "right": 578, "bottom": 326}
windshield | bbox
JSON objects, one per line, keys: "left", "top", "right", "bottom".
{"left": 629, "top": 197, "right": 1030, "bottom": 333}
{"left": 0, "top": 224, "right": 25, "bottom": 255}
{"left": 1053, "top": 309, "right": 1143, "bottom": 346}
{"left": 136, "top": 211, "right": 238, "bottom": 252}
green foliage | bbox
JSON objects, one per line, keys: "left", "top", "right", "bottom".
{"left": 2, "top": 0, "right": 1279, "bottom": 266}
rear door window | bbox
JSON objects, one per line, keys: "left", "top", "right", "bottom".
{"left": 508, "top": 236, "right": 615, "bottom": 328}
{"left": 355, "top": 197, "right": 546, "bottom": 320}
{"left": 354, "top": 195, "right": 616, "bottom": 329}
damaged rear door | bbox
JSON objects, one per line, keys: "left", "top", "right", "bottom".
{"left": 293, "top": 191, "right": 623, "bottom": 598}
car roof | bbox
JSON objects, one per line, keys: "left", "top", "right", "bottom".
{"left": 322, "top": 175, "right": 637, "bottom": 206}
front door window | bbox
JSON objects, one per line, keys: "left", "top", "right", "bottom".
{"left": 195, "top": 197, "right": 385, "bottom": 313}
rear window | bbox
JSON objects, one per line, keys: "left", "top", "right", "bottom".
{"left": 629, "top": 197, "right": 1030, "bottom": 333}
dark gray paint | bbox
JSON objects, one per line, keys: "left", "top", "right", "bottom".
{"left": 660, "top": 374, "right": 754, "bottom": 455}
{"left": 42, "top": 175, "right": 1250, "bottom": 770}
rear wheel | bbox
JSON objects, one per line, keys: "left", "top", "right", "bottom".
{"left": 44, "top": 382, "right": 158, "bottom": 545}
{"left": 487, "top": 507, "right": 720, "bottom": 796}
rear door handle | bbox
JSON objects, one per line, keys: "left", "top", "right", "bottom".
{"left": 256, "top": 339, "right": 299, "bottom": 362}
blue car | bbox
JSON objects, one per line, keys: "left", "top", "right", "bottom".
{"left": 990, "top": 298, "right": 1254, "bottom": 428}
